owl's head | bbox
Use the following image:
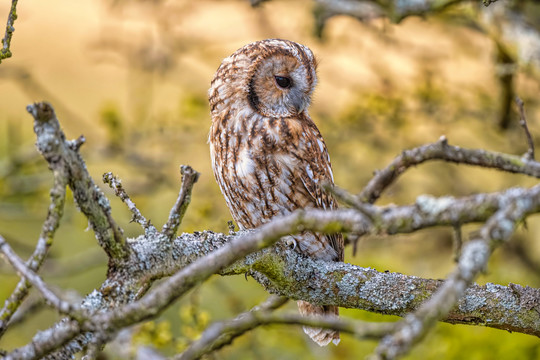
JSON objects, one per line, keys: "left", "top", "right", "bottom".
{"left": 209, "top": 39, "right": 318, "bottom": 119}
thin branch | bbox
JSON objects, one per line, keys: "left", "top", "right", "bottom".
{"left": 177, "top": 296, "right": 394, "bottom": 360}
{"left": 161, "top": 165, "right": 200, "bottom": 239}
{"left": 313, "top": 0, "right": 384, "bottom": 37}
{"left": 103, "top": 172, "right": 154, "bottom": 231}
{"left": 5, "top": 296, "right": 45, "bottom": 329}
{"left": 515, "top": 96, "right": 535, "bottom": 161}
{"left": 0, "top": 237, "right": 81, "bottom": 317}
{"left": 452, "top": 225, "right": 462, "bottom": 263}
{"left": 178, "top": 295, "right": 288, "bottom": 360}
{"left": 0, "top": 0, "right": 18, "bottom": 63}
{"left": 358, "top": 136, "right": 540, "bottom": 204}
{"left": 26, "top": 102, "right": 128, "bottom": 260}
{"left": 0, "top": 165, "right": 67, "bottom": 338}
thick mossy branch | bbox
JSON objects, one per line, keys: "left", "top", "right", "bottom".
{"left": 234, "top": 245, "right": 540, "bottom": 338}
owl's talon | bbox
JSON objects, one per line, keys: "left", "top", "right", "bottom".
{"left": 285, "top": 238, "right": 297, "bottom": 250}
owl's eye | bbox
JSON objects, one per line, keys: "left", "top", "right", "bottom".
{"left": 274, "top": 76, "right": 292, "bottom": 89}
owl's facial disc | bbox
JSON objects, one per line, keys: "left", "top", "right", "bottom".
{"left": 248, "top": 52, "right": 316, "bottom": 118}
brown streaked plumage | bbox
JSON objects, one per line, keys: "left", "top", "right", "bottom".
{"left": 208, "top": 39, "right": 344, "bottom": 346}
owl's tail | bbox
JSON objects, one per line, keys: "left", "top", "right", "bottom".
{"left": 297, "top": 300, "right": 340, "bottom": 346}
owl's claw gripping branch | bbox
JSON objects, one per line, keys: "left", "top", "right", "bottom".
{"left": 27, "top": 102, "right": 129, "bottom": 261}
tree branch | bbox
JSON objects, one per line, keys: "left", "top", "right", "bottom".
{"left": 515, "top": 96, "right": 535, "bottom": 161}
{"left": 313, "top": 0, "right": 466, "bottom": 37}
{"left": 26, "top": 102, "right": 128, "bottom": 261}
{"left": 177, "top": 295, "right": 289, "bottom": 360}
{"left": 5, "top": 203, "right": 540, "bottom": 359}
{"left": 374, "top": 185, "right": 540, "bottom": 358}
{"left": 357, "top": 136, "right": 540, "bottom": 204}
{"left": 103, "top": 172, "right": 154, "bottom": 232}
{"left": 0, "top": 159, "right": 67, "bottom": 338}
{"left": 177, "top": 295, "right": 395, "bottom": 360}
{"left": 0, "top": 237, "right": 81, "bottom": 316}
{"left": 161, "top": 165, "right": 200, "bottom": 240}
{"left": 0, "top": 0, "right": 18, "bottom": 63}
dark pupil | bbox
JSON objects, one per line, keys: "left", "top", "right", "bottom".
{"left": 275, "top": 76, "right": 291, "bottom": 89}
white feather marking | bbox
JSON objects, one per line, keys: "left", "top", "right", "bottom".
{"left": 316, "top": 139, "right": 325, "bottom": 153}
{"left": 236, "top": 147, "right": 254, "bottom": 178}
{"left": 328, "top": 164, "right": 335, "bottom": 183}
{"left": 265, "top": 120, "right": 281, "bottom": 142}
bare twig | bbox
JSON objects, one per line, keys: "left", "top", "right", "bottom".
{"left": 0, "top": 164, "right": 67, "bottom": 338}
{"left": 515, "top": 97, "right": 535, "bottom": 161}
{"left": 358, "top": 136, "right": 540, "bottom": 204}
{"left": 452, "top": 225, "right": 462, "bottom": 263}
{"left": 0, "top": 0, "right": 18, "bottom": 63}
{"left": 6, "top": 296, "right": 45, "bottom": 329}
{"left": 103, "top": 172, "right": 154, "bottom": 231}
{"left": 27, "top": 102, "right": 128, "bottom": 260}
{"left": 0, "top": 237, "right": 81, "bottom": 316}
{"left": 161, "top": 165, "right": 200, "bottom": 239}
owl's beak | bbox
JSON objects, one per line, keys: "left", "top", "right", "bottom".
{"left": 290, "top": 92, "right": 306, "bottom": 114}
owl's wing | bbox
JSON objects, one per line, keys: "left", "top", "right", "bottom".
{"left": 273, "top": 117, "right": 344, "bottom": 261}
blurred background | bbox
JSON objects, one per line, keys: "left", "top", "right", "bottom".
{"left": 1, "top": 0, "right": 540, "bottom": 359}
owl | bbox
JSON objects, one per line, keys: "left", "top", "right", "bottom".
{"left": 208, "top": 39, "right": 344, "bottom": 346}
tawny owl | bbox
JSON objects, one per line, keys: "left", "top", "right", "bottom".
{"left": 208, "top": 39, "right": 344, "bottom": 346}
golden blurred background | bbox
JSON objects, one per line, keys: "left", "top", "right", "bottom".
{"left": 0, "top": 0, "right": 540, "bottom": 358}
